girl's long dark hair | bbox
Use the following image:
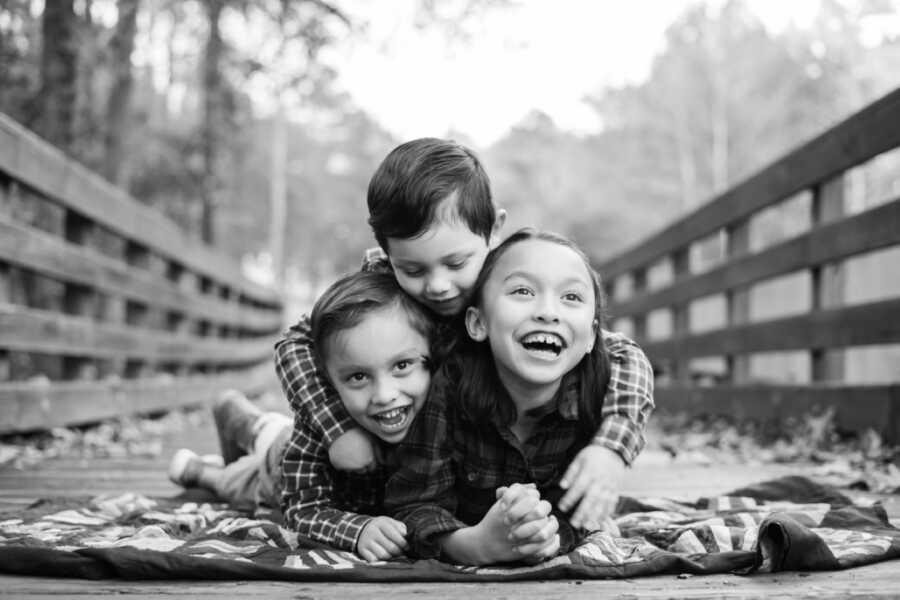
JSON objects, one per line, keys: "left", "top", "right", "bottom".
{"left": 445, "top": 228, "right": 612, "bottom": 434}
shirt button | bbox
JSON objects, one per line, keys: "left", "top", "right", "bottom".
{"left": 467, "top": 472, "right": 477, "bottom": 482}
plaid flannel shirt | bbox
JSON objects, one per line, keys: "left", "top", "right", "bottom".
{"left": 383, "top": 361, "right": 592, "bottom": 559}
{"left": 275, "top": 314, "right": 389, "bottom": 550}
{"left": 274, "top": 247, "right": 654, "bottom": 549}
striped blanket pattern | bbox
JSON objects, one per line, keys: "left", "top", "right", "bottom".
{"left": 1, "top": 476, "right": 897, "bottom": 581}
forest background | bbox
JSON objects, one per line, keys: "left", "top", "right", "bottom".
{"left": 2, "top": 0, "right": 899, "bottom": 383}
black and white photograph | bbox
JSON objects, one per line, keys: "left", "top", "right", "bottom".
{"left": 1, "top": 0, "right": 899, "bottom": 597}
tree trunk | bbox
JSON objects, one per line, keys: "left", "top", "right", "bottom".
{"left": 200, "top": 0, "right": 226, "bottom": 245}
{"left": 103, "top": 0, "right": 139, "bottom": 185}
{"left": 36, "top": 0, "right": 78, "bottom": 152}
{"left": 268, "top": 103, "right": 287, "bottom": 287}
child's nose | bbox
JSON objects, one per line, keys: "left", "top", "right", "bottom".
{"left": 534, "top": 296, "right": 560, "bottom": 323}
{"left": 372, "top": 378, "right": 397, "bottom": 405}
{"left": 425, "top": 273, "right": 451, "bottom": 296}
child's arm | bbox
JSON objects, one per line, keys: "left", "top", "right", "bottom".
{"left": 280, "top": 411, "right": 402, "bottom": 558}
{"left": 385, "top": 396, "right": 560, "bottom": 565}
{"left": 558, "top": 331, "right": 655, "bottom": 527}
{"left": 275, "top": 317, "right": 375, "bottom": 467}
{"left": 440, "top": 484, "right": 561, "bottom": 565}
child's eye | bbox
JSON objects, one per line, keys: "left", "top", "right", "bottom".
{"left": 562, "top": 292, "right": 584, "bottom": 302}
{"left": 345, "top": 372, "right": 369, "bottom": 385}
{"left": 445, "top": 258, "right": 468, "bottom": 270}
{"left": 510, "top": 286, "right": 533, "bottom": 296}
{"left": 400, "top": 267, "right": 424, "bottom": 278}
{"left": 394, "top": 357, "right": 424, "bottom": 374}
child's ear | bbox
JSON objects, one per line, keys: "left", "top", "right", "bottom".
{"left": 465, "top": 306, "right": 488, "bottom": 341}
{"left": 489, "top": 209, "right": 507, "bottom": 248}
{"left": 585, "top": 318, "right": 599, "bottom": 354}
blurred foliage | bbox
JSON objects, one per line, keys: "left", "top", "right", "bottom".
{"left": 485, "top": 0, "right": 900, "bottom": 263}
{"left": 1, "top": 0, "right": 899, "bottom": 283}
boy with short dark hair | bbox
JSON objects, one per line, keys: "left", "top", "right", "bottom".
{"left": 277, "top": 138, "right": 654, "bottom": 549}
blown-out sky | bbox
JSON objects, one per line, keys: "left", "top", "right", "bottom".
{"left": 324, "top": 0, "right": 829, "bottom": 147}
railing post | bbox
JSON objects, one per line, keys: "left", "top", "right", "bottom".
{"left": 726, "top": 219, "right": 751, "bottom": 383}
{"left": 631, "top": 268, "right": 647, "bottom": 341}
{"left": 670, "top": 247, "right": 691, "bottom": 382}
{"left": 810, "top": 175, "right": 846, "bottom": 382}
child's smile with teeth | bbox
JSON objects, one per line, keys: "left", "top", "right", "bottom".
{"left": 520, "top": 332, "right": 566, "bottom": 356}
{"left": 325, "top": 303, "right": 431, "bottom": 444}
{"left": 372, "top": 405, "right": 413, "bottom": 430}
{"left": 466, "top": 238, "right": 597, "bottom": 392}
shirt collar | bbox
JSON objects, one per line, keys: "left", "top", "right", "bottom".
{"left": 518, "top": 373, "right": 581, "bottom": 422}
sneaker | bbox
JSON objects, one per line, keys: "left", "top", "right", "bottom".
{"left": 199, "top": 453, "right": 225, "bottom": 468}
{"left": 168, "top": 448, "right": 205, "bottom": 488}
{"left": 213, "top": 390, "right": 263, "bottom": 464}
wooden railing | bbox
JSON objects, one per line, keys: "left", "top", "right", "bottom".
{"left": 0, "top": 114, "right": 284, "bottom": 434}
{"left": 596, "top": 87, "right": 900, "bottom": 443}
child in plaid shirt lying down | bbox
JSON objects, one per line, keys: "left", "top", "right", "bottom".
{"left": 385, "top": 229, "right": 630, "bottom": 565}
{"left": 170, "top": 270, "right": 437, "bottom": 561}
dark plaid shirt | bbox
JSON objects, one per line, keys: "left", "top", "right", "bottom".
{"left": 383, "top": 359, "right": 598, "bottom": 560}
{"left": 276, "top": 314, "right": 390, "bottom": 551}
{"left": 275, "top": 248, "right": 654, "bottom": 551}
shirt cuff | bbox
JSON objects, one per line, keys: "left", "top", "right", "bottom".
{"left": 337, "top": 513, "right": 375, "bottom": 553}
{"left": 403, "top": 506, "right": 468, "bottom": 559}
{"left": 592, "top": 414, "right": 644, "bottom": 466}
{"left": 554, "top": 512, "right": 582, "bottom": 555}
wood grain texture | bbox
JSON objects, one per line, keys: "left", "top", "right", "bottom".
{"left": 0, "top": 114, "right": 278, "bottom": 306}
{"left": 598, "top": 86, "right": 900, "bottom": 279}
{"left": 0, "top": 362, "right": 275, "bottom": 432}
{"left": 639, "top": 297, "right": 900, "bottom": 359}
{"left": 0, "top": 304, "right": 274, "bottom": 363}
{"left": 0, "top": 216, "right": 283, "bottom": 333}
{"left": 608, "top": 197, "right": 900, "bottom": 318}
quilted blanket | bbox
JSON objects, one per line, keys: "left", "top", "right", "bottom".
{"left": 1, "top": 476, "right": 898, "bottom": 582}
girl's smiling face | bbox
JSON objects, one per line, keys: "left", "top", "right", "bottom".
{"left": 465, "top": 238, "right": 598, "bottom": 397}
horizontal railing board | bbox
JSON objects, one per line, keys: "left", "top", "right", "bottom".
{"left": 0, "top": 304, "right": 274, "bottom": 364}
{"left": 598, "top": 87, "right": 900, "bottom": 280}
{"left": 609, "top": 198, "right": 900, "bottom": 318}
{"left": 0, "top": 363, "right": 277, "bottom": 433}
{"left": 639, "top": 297, "right": 900, "bottom": 360}
{"left": 0, "top": 113, "right": 279, "bottom": 307}
{"left": 655, "top": 383, "right": 900, "bottom": 443}
{"left": 0, "top": 215, "right": 283, "bottom": 333}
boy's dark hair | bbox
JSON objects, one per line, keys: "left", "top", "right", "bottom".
{"left": 447, "top": 228, "right": 611, "bottom": 434}
{"left": 310, "top": 270, "right": 436, "bottom": 370}
{"left": 367, "top": 138, "right": 495, "bottom": 251}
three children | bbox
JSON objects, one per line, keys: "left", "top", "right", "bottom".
{"left": 171, "top": 137, "right": 655, "bottom": 566}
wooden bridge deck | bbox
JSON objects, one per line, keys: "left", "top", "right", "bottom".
{"left": 1, "top": 402, "right": 899, "bottom": 599}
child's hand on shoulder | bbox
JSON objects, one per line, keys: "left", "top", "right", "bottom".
{"left": 357, "top": 517, "right": 408, "bottom": 562}
{"left": 557, "top": 445, "right": 625, "bottom": 529}
{"left": 328, "top": 427, "right": 380, "bottom": 472}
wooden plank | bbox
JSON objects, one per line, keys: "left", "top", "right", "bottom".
{"left": 655, "top": 383, "right": 900, "bottom": 443}
{"left": 0, "top": 216, "right": 283, "bottom": 333}
{"left": 0, "top": 304, "right": 274, "bottom": 364}
{"left": 640, "top": 297, "right": 900, "bottom": 360}
{"left": 810, "top": 175, "right": 847, "bottom": 382}
{"left": 608, "top": 197, "right": 900, "bottom": 318}
{"left": 0, "top": 113, "right": 279, "bottom": 306}
{"left": 598, "top": 86, "right": 900, "bottom": 279}
{"left": 0, "top": 362, "right": 276, "bottom": 433}
{"left": 725, "top": 219, "right": 751, "bottom": 383}
{"left": 3, "top": 568, "right": 900, "bottom": 600}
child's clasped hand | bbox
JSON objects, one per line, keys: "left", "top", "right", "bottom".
{"left": 357, "top": 517, "right": 409, "bottom": 562}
